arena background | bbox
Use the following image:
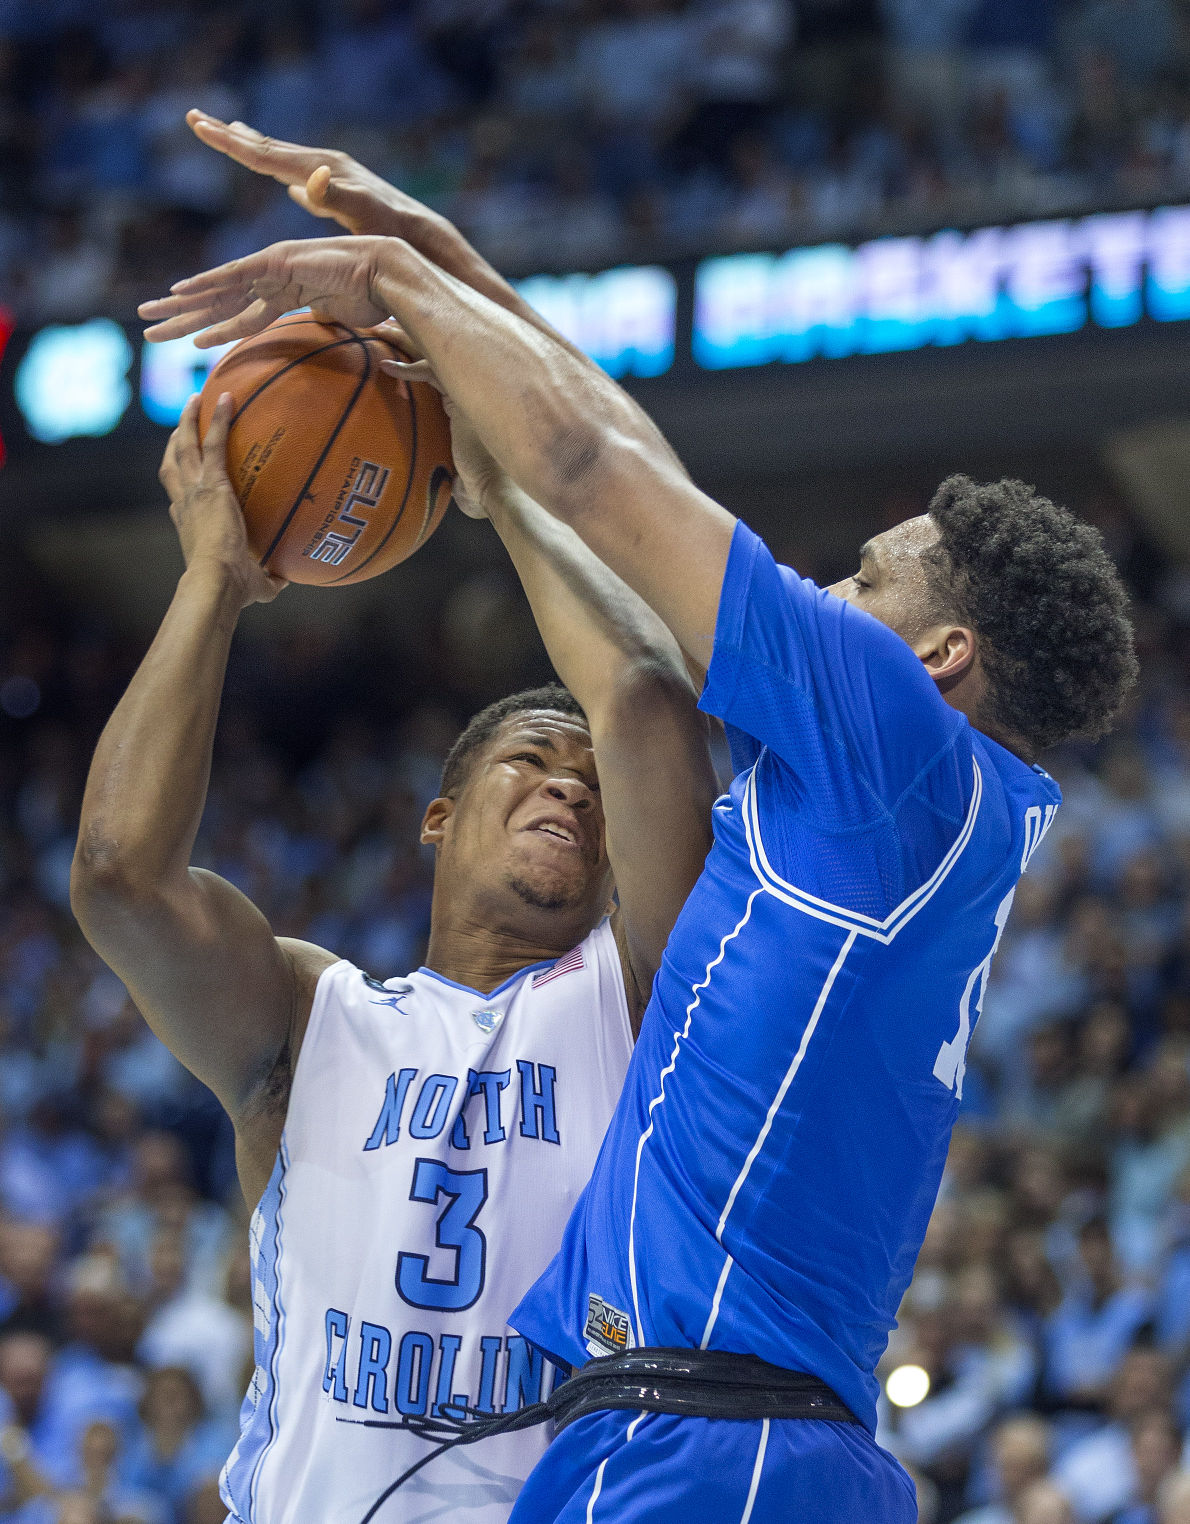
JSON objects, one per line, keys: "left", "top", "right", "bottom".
{"left": 1, "top": 2, "right": 1190, "bottom": 1522}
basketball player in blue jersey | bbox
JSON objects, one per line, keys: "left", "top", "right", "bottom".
{"left": 70, "top": 332, "right": 717, "bottom": 1518}
{"left": 142, "top": 129, "right": 1138, "bottom": 1523}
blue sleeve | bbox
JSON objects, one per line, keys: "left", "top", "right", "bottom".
{"left": 699, "top": 520, "right": 966, "bottom": 818}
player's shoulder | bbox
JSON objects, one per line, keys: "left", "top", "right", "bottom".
{"left": 968, "top": 729, "right": 1063, "bottom": 859}
{"left": 300, "top": 952, "right": 421, "bottom": 1031}
{"left": 749, "top": 525, "right": 956, "bottom": 713}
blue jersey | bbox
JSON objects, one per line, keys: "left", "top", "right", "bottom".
{"left": 513, "top": 520, "right": 1060, "bottom": 1433}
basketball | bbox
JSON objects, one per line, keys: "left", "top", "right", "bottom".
{"left": 195, "top": 313, "right": 455, "bottom": 586}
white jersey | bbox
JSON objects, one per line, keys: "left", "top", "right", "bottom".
{"left": 221, "top": 920, "right": 633, "bottom": 1524}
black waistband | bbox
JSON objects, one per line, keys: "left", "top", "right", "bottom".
{"left": 349, "top": 1347, "right": 858, "bottom": 1522}
{"left": 549, "top": 1347, "right": 860, "bottom": 1431}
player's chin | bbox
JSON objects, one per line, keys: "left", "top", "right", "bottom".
{"left": 505, "top": 864, "right": 589, "bottom": 915}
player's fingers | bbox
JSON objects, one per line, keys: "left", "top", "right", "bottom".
{"left": 158, "top": 431, "right": 180, "bottom": 495}
{"left": 139, "top": 289, "right": 247, "bottom": 343}
{"left": 200, "top": 392, "right": 234, "bottom": 472}
{"left": 146, "top": 288, "right": 279, "bottom": 348}
{"left": 305, "top": 165, "right": 333, "bottom": 207}
{"left": 138, "top": 292, "right": 217, "bottom": 320}
{"left": 286, "top": 183, "right": 320, "bottom": 217}
{"left": 141, "top": 307, "right": 229, "bottom": 343}
{"left": 369, "top": 319, "right": 421, "bottom": 358}
{"left": 378, "top": 357, "right": 442, "bottom": 392}
{"left": 305, "top": 167, "right": 377, "bottom": 233}
{"left": 195, "top": 297, "right": 285, "bottom": 349}
{"left": 171, "top": 394, "right": 203, "bottom": 480}
{"left": 170, "top": 252, "right": 266, "bottom": 297}
{"left": 187, "top": 112, "right": 327, "bottom": 185}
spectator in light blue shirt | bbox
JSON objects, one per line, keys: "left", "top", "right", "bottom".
{"left": 1044, "top": 1219, "right": 1154, "bottom": 1407}
{"left": 1111, "top": 1408, "right": 1184, "bottom": 1524}
{"left": 954, "top": 1413, "right": 1052, "bottom": 1524}
{"left": 1054, "top": 1347, "right": 1172, "bottom": 1522}
{"left": 118, "top": 1367, "right": 233, "bottom": 1520}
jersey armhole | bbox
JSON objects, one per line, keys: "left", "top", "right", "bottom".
{"left": 289, "top": 958, "right": 354, "bottom": 1099}
{"left": 590, "top": 917, "right": 636, "bottom": 1054}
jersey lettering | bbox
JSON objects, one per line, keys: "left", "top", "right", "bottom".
{"left": 933, "top": 886, "right": 1015, "bottom": 1097}
{"left": 322, "top": 1317, "right": 563, "bottom": 1419}
{"left": 396, "top": 1161, "right": 489, "bottom": 1312}
{"left": 1021, "top": 802, "right": 1057, "bottom": 872}
{"left": 362, "top": 1061, "right": 562, "bottom": 1151}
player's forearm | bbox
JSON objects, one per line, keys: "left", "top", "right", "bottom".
{"left": 373, "top": 242, "right": 731, "bottom": 669}
{"left": 390, "top": 205, "right": 593, "bottom": 364}
{"left": 72, "top": 564, "right": 241, "bottom": 907}
{"left": 484, "top": 479, "right": 691, "bottom": 715}
{"left": 372, "top": 242, "right": 681, "bottom": 511}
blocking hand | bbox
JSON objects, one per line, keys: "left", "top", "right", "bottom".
{"left": 187, "top": 112, "right": 421, "bottom": 238}
{"left": 138, "top": 235, "right": 391, "bottom": 348}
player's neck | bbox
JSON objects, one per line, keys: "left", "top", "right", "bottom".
{"left": 423, "top": 915, "right": 580, "bottom": 996}
{"left": 939, "top": 668, "right": 1032, "bottom": 763}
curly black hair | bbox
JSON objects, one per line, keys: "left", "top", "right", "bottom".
{"left": 924, "top": 475, "right": 1138, "bottom": 755}
{"left": 439, "top": 683, "right": 587, "bottom": 798}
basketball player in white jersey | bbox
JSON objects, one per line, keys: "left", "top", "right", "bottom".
{"left": 69, "top": 378, "right": 717, "bottom": 1518}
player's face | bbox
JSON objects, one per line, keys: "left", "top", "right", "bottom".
{"left": 827, "top": 515, "right": 941, "bottom": 644}
{"left": 448, "top": 712, "right": 611, "bottom": 921}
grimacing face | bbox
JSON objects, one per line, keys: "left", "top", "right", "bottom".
{"left": 826, "top": 514, "right": 943, "bottom": 645}
{"left": 432, "top": 710, "right": 612, "bottom": 924}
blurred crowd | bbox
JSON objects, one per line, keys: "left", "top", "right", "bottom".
{"left": 871, "top": 501, "right": 1190, "bottom": 1523}
{"left": 2, "top": 0, "right": 1190, "bottom": 318}
{"left": 0, "top": 479, "right": 1184, "bottom": 1523}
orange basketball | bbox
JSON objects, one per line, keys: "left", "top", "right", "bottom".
{"left": 196, "top": 313, "right": 455, "bottom": 586}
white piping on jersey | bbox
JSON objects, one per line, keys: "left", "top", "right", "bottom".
{"left": 699, "top": 929, "right": 856, "bottom": 1349}
{"left": 742, "top": 754, "right": 984, "bottom": 943}
{"left": 739, "top": 1418, "right": 770, "bottom": 1524}
{"left": 586, "top": 1411, "right": 646, "bottom": 1523}
{"left": 250, "top": 1139, "right": 290, "bottom": 1524}
{"left": 628, "top": 888, "right": 765, "bottom": 1349}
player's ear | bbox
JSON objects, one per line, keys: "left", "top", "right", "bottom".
{"left": 914, "top": 623, "right": 975, "bottom": 689}
{"left": 421, "top": 796, "right": 455, "bottom": 848}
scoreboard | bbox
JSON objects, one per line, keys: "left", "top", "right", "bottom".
{"left": 1, "top": 203, "right": 1189, "bottom": 472}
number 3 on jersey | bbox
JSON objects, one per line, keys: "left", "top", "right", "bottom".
{"left": 396, "top": 1160, "right": 489, "bottom": 1312}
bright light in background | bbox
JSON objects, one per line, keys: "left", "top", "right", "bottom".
{"left": 517, "top": 266, "right": 676, "bottom": 378}
{"left": 140, "top": 333, "right": 234, "bottom": 425}
{"left": 15, "top": 319, "right": 132, "bottom": 444}
{"left": 886, "top": 1364, "right": 931, "bottom": 1408}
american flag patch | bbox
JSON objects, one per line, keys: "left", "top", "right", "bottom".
{"left": 533, "top": 945, "right": 585, "bottom": 988}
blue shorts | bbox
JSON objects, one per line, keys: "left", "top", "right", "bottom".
{"left": 508, "top": 1410, "right": 918, "bottom": 1523}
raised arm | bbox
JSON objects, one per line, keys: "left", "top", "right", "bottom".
{"left": 185, "top": 114, "right": 692, "bottom": 483}
{"left": 140, "top": 237, "right": 737, "bottom": 673}
{"left": 70, "top": 397, "right": 334, "bottom": 1204}
{"left": 446, "top": 408, "right": 717, "bottom": 1025}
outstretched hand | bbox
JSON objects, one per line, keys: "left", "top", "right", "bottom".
{"left": 187, "top": 112, "right": 418, "bottom": 238}
{"left": 138, "top": 235, "right": 391, "bottom": 348}
{"left": 161, "top": 393, "right": 286, "bottom": 607}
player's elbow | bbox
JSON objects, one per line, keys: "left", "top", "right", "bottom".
{"left": 70, "top": 826, "right": 162, "bottom": 924}
{"left": 531, "top": 418, "right": 606, "bottom": 519}
{"left": 599, "top": 656, "right": 699, "bottom": 736}
{"left": 537, "top": 415, "right": 660, "bottom": 525}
